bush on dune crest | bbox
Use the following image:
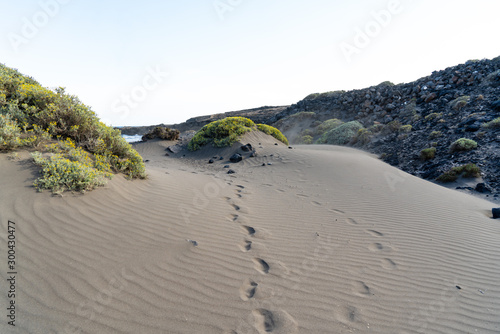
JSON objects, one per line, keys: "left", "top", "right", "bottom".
{"left": 188, "top": 117, "right": 288, "bottom": 151}
{"left": 0, "top": 63, "right": 146, "bottom": 193}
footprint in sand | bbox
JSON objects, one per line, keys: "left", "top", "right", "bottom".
{"left": 329, "top": 209, "right": 345, "bottom": 214}
{"left": 381, "top": 258, "right": 397, "bottom": 270}
{"left": 368, "top": 242, "right": 384, "bottom": 251}
{"left": 252, "top": 309, "right": 298, "bottom": 334}
{"left": 353, "top": 281, "right": 372, "bottom": 296}
{"left": 346, "top": 218, "right": 358, "bottom": 225}
{"left": 242, "top": 226, "right": 256, "bottom": 236}
{"left": 368, "top": 242, "right": 391, "bottom": 252}
{"left": 253, "top": 309, "right": 275, "bottom": 333}
{"left": 240, "top": 279, "right": 258, "bottom": 301}
{"left": 253, "top": 258, "right": 270, "bottom": 274}
{"left": 366, "top": 229, "right": 384, "bottom": 237}
{"left": 239, "top": 240, "right": 252, "bottom": 252}
{"left": 311, "top": 201, "right": 322, "bottom": 207}
{"left": 336, "top": 305, "right": 362, "bottom": 324}
{"left": 296, "top": 193, "right": 308, "bottom": 198}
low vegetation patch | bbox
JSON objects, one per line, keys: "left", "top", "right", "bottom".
{"left": 299, "top": 135, "right": 313, "bottom": 144}
{"left": 0, "top": 63, "right": 146, "bottom": 194}
{"left": 316, "top": 121, "right": 364, "bottom": 145}
{"left": 482, "top": 117, "right": 500, "bottom": 128}
{"left": 449, "top": 138, "right": 478, "bottom": 152}
{"left": 428, "top": 130, "right": 442, "bottom": 139}
{"left": 420, "top": 147, "right": 436, "bottom": 161}
{"left": 449, "top": 96, "right": 470, "bottom": 111}
{"left": 317, "top": 119, "right": 343, "bottom": 135}
{"left": 188, "top": 117, "right": 289, "bottom": 151}
{"left": 436, "top": 164, "right": 481, "bottom": 182}
{"left": 424, "top": 112, "right": 443, "bottom": 122}
{"left": 142, "top": 126, "right": 180, "bottom": 141}
{"left": 399, "top": 125, "right": 412, "bottom": 133}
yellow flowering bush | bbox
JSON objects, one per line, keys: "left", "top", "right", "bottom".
{"left": 32, "top": 152, "right": 111, "bottom": 194}
{"left": 0, "top": 114, "right": 21, "bottom": 151}
{"left": 1, "top": 63, "right": 146, "bottom": 193}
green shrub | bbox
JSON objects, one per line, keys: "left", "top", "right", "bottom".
{"left": 429, "top": 131, "right": 442, "bottom": 139}
{"left": 256, "top": 124, "right": 289, "bottom": 145}
{"left": 289, "top": 111, "right": 316, "bottom": 120}
{"left": 300, "top": 128, "right": 314, "bottom": 137}
{"left": 449, "top": 96, "right": 470, "bottom": 110}
{"left": 420, "top": 147, "right": 436, "bottom": 161}
{"left": 317, "top": 119, "right": 343, "bottom": 135}
{"left": 399, "top": 125, "right": 412, "bottom": 133}
{"left": 378, "top": 81, "right": 395, "bottom": 87}
{"left": 482, "top": 117, "right": 500, "bottom": 128}
{"left": 436, "top": 164, "right": 481, "bottom": 182}
{"left": 386, "top": 120, "right": 402, "bottom": 132}
{"left": 300, "top": 135, "right": 313, "bottom": 144}
{"left": 316, "top": 121, "right": 364, "bottom": 145}
{"left": 449, "top": 138, "right": 478, "bottom": 152}
{"left": 142, "top": 126, "right": 180, "bottom": 141}
{"left": 353, "top": 128, "right": 372, "bottom": 145}
{"left": 32, "top": 152, "right": 112, "bottom": 194}
{"left": 424, "top": 113, "right": 443, "bottom": 122}
{"left": 0, "top": 114, "right": 21, "bottom": 151}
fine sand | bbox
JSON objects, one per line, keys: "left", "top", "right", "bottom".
{"left": 1, "top": 132, "right": 499, "bottom": 333}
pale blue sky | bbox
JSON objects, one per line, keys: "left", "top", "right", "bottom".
{"left": 1, "top": 0, "right": 499, "bottom": 126}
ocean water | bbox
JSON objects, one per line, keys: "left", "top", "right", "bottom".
{"left": 122, "top": 134, "right": 143, "bottom": 143}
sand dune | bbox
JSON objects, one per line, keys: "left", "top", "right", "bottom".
{"left": 1, "top": 134, "right": 499, "bottom": 333}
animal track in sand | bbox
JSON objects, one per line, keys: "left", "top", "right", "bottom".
{"left": 329, "top": 209, "right": 345, "bottom": 214}
{"left": 253, "top": 309, "right": 275, "bottom": 333}
{"left": 253, "top": 258, "right": 270, "bottom": 274}
{"left": 366, "top": 229, "right": 384, "bottom": 237}
{"left": 296, "top": 193, "right": 308, "bottom": 198}
{"left": 311, "top": 201, "right": 322, "bottom": 206}
{"left": 353, "top": 281, "right": 372, "bottom": 296}
{"left": 381, "top": 258, "right": 397, "bottom": 270}
{"left": 239, "top": 240, "right": 252, "bottom": 252}
{"left": 242, "top": 226, "right": 256, "bottom": 236}
{"left": 240, "top": 279, "right": 258, "bottom": 301}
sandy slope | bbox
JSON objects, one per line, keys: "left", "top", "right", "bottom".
{"left": 1, "top": 134, "right": 499, "bottom": 334}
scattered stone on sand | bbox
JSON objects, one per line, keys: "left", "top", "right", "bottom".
{"left": 475, "top": 183, "right": 491, "bottom": 193}
{"left": 227, "top": 169, "right": 236, "bottom": 174}
{"left": 208, "top": 159, "right": 214, "bottom": 164}
{"left": 186, "top": 239, "right": 198, "bottom": 246}
{"left": 493, "top": 208, "right": 500, "bottom": 219}
{"left": 224, "top": 165, "right": 230, "bottom": 168}
{"left": 219, "top": 157, "right": 224, "bottom": 160}
{"left": 167, "top": 145, "right": 182, "bottom": 154}
{"left": 250, "top": 151, "right": 257, "bottom": 157}
{"left": 230, "top": 153, "right": 243, "bottom": 163}
{"left": 241, "top": 143, "right": 253, "bottom": 152}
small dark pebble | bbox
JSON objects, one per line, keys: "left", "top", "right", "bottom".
{"left": 456, "top": 285, "right": 462, "bottom": 290}
{"left": 493, "top": 208, "right": 500, "bottom": 219}
{"left": 187, "top": 239, "right": 198, "bottom": 246}
{"left": 143, "top": 160, "right": 150, "bottom": 162}
{"left": 274, "top": 143, "right": 278, "bottom": 145}
{"left": 227, "top": 169, "right": 236, "bottom": 174}
{"left": 288, "top": 146, "right": 293, "bottom": 149}
{"left": 267, "top": 163, "right": 272, "bottom": 166}
{"left": 224, "top": 165, "right": 230, "bottom": 168}
{"left": 165, "top": 153, "right": 170, "bottom": 156}
{"left": 219, "top": 157, "right": 224, "bottom": 160}
{"left": 262, "top": 163, "right": 266, "bottom": 166}
{"left": 208, "top": 159, "right": 214, "bottom": 164}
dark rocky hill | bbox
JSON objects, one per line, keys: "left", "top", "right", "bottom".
{"left": 120, "top": 57, "right": 500, "bottom": 196}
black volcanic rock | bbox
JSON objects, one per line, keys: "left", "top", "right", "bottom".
{"left": 230, "top": 154, "right": 243, "bottom": 163}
